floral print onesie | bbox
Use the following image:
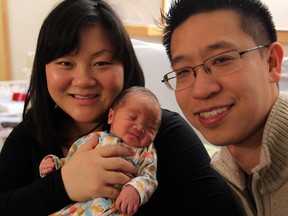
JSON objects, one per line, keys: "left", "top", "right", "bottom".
{"left": 48, "top": 131, "right": 157, "bottom": 216}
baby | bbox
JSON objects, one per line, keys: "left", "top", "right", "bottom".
{"left": 39, "top": 86, "right": 162, "bottom": 216}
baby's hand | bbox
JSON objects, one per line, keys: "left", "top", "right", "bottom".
{"left": 39, "top": 155, "right": 55, "bottom": 177}
{"left": 116, "top": 185, "right": 140, "bottom": 215}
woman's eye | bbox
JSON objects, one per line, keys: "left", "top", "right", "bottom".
{"left": 59, "top": 61, "right": 73, "bottom": 67}
{"left": 93, "top": 61, "right": 112, "bottom": 67}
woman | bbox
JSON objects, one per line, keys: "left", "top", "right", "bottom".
{"left": 0, "top": 0, "right": 239, "bottom": 215}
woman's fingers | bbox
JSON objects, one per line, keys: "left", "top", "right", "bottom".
{"left": 61, "top": 143, "right": 136, "bottom": 202}
{"left": 102, "top": 170, "right": 132, "bottom": 186}
{"left": 93, "top": 185, "right": 121, "bottom": 200}
{"left": 94, "top": 146, "right": 137, "bottom": 174}
{"left": 90, "top": 172, "right": 132, "bottom": 200}
{"left": 95, "top": 145, "right": 133, "bottom": 158}
{"left": 77, "top": 133, "right": 99, "bottom": 151}
{"left": 100, "top": 156, "right": 137, "bottom": 174}
{"left": 82, "top": 142, "right": 136, "bottom": 174}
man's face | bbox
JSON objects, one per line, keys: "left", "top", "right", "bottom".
{"left": 170, "top": 10, "right": 280, "bottom": 146}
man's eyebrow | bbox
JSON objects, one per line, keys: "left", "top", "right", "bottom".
{"left": 171, "top": 41, "right": 236, "bottom": 67}
{"left": 171, "top": 55, "right": 184, "bottom": 67}
{"left": 205, "top": 41, "right": 235, "bottom": 51}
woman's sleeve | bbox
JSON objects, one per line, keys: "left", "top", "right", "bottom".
{"left": 136, "top": 109, "right": 239, "bottom": 215}
{"left": 0, "top": 122, "right": 71, "bottom": 215}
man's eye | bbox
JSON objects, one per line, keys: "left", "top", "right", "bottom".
{"left": 176, "top": 68, "right": 192, "bottom": 77}
{"left": 212, "top": 55, "right": 236, "bottom": 65}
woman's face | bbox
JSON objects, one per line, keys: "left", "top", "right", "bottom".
{"left": 46, "top": 25, "right": 124, "bottom": 132}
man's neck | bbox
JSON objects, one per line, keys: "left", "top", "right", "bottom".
{"left": 226, "top": 128, "right": 264, "bottom": 174}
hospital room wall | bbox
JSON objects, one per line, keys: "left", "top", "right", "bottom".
{"left": 6, "top": 0, "right": 288, "bottom": 80}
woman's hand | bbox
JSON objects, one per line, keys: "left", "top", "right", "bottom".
{"left": 61, "top": 133, "right": 137, "bottom": 202}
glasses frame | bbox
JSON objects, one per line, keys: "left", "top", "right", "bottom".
{"left": 162, "top": 45, "right": 269, "bottom": 91}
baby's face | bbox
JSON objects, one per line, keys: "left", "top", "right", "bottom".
{"left": 108, "top": 94, "right": 161, "bottom": 147}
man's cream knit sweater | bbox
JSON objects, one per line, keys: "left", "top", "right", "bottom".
{"left": 211, "top": 94, "right": 288, "bottom": 216}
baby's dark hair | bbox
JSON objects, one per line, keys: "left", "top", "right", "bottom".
{"left": 112, "top": 86, "right": 162, "bottom": 128}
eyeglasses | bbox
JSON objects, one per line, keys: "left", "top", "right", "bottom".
{"left": 161, "top": 45, "right": 268, "bottom": 91}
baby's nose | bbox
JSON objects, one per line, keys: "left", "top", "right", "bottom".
{"left": 133, "top": 125, "right": 145, "bottom": 133}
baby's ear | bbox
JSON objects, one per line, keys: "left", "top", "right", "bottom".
{"left": 268, "top": 42, "right": 284, "bottom": 83}
{"left": 107, "top": 108, "right": 114, "bottom": 124}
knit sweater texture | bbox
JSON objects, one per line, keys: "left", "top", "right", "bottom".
{"left": 211, "top": 94, "right": 288, "bottom": 216}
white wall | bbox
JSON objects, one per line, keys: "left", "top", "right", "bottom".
{"left": 106, "top": 0, "right": 162, "bottom": 25}
{"left": 7, "top": 0, "right": 288, "bottom": 80}
{"left": 262, "top": 0, "right": 288, "bottom": 29}
{"left": 7, "top": 0, "right": 163, "bottom": 80}
{"left": 8, "top": 0, "right": 60, "bottom": 80}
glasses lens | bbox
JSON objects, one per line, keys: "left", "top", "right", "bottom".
{"left": 205, "top": 51, "right": 242, "bottom": 77}
{"left": 163, "top": 50, "right": 245, "bottom": 91}
{"left": 164, "top": 67, "right": 195, "bottom": 90}
{"left": 174, "top": 67, "right": 195, "bottom": 90}
{"left": 164, "top": 72, "right": 177, "bottom": 90}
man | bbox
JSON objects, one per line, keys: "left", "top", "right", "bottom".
{"left": 161, "top": 0, "right": 286, "bottom": 215}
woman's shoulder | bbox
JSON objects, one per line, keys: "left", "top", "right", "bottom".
{"left": 159, "top": 109, "right": 195, "bottom": 133}
{"left": 156, "top": 108, "right": 203, "bottom": 145}
{"left": 160, "top": 108, "right": 183, "bottom": 124}
{"left": 4, "top": 121, "right": 42, "bottom": 151}
{"left": 7, "top": 121, "right": 33, "bottom": 138}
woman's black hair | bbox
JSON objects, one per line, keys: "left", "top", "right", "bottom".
{"left": 23, "top": 0, "right": 145, "bottom": 151}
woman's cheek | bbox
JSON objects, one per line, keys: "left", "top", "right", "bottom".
{"left": 105, "top": 65, "right": 124, "bottom": 95}
{"left": 46, "top": 64, "right": 71, "bottom": 91}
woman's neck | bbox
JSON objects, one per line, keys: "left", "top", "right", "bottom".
{"left": 62, "top": 118, "right": 102, "bottom": 146}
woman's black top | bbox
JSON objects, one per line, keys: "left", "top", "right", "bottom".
{"left": 0, "top": 109, "right": 239, "bottom": 215}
